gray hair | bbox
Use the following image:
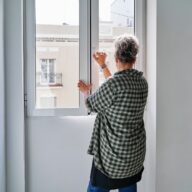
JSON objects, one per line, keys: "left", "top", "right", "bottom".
{"left": 114, "top": 34, "right": 139, "bottom": 64}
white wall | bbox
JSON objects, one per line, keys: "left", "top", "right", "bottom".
{"left": 0, "top": 0, "right": 5, "bottom": 191}
{"left": 5, "top": 0, "right": 192, "bottom": 192}
{"left": 142, "top": 0, "right": 157, "bottom": 192}
{"left": 156, "top": 0, "right": 192, "bottom": 191}
{"left": 2, "top": 0, "right": 155, "bottom": 191}
{"left": 4, "top": 0, "right": 25, "bottom": 191}
{"left": 26, "top": 116, "right": 94, "bottom": 192}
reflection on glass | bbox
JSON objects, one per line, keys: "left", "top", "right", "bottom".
{"left": 99, "top": 0, "right": 135, "bottom": 85}
{"left": 35, "top": 0, "right": 79, "bottom": 109}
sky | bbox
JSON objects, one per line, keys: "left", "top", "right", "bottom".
{"left": 36, "top": 0, "right": 114, "bottom": 25}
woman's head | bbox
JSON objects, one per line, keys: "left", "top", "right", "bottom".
{"left": 114, "top": 34, "right": 139, "bottom": 66}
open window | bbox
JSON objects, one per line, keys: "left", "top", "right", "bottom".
{"left": 25, "top": 0, "right": 146, "bottom": 116}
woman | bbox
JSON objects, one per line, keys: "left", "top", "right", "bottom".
{"left": 78, "top": 34, "right": 148, "bottom": 192}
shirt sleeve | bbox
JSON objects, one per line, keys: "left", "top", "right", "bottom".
{"left": 85, "top": 78, "right": 114, "bottom": 113}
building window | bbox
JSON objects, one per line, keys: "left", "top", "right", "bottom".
{"left": 39, "top": 96, "right": 57, "bottom": 108}
{"left": 36, "top": 59, "right": 63, "bottom": 87}
{"left": 40, "top": 59, "right": 56, "bottom": 84}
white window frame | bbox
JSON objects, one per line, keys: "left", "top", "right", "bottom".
{"left": 24, "top": 0, "right": 91, "bottom": 116}
{"left": 24, "top": 0, "right": 146, "bottom": 116}
{"left": 135, "top": 0, "right": 146, "bottom": 75}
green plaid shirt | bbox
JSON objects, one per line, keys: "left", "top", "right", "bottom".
{"left": 86, "top": 68, "right": 148, "bottom": 179}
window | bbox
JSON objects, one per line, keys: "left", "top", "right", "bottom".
{"left": 35, "top": 0, "right": 80, "bottom": 110}
{"left": 25, "top": 0, "right": 145, "bottom": 116}
{"left": 37, "top": 58, "right": 62, "bottom": 87}
{"left": 98, "top": 0, "right": 135, "bottom": 85}
{"left": 39, "top": 59, "right": 56, "bottom": 85}
{"left": 39, "top": 96, "right": 57, "bottom": 108}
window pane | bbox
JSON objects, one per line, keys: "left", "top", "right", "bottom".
{"left": 98, "top": 0, "right": 135, "bottom": 85}
{"left": 40, "top": 96, "right": 57, "bottom": 108}
{"left": 35, "top": 0, "right": 79, "bottom": 108}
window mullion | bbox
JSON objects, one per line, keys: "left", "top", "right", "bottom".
{"left": 79, "top": 0, "right": 91, "bottom": 115}
{"left": 135, "top": 0, "right": 146, "bottom": 74}
{"left": 90, "top": 0, "right": 99, "bottom": 93}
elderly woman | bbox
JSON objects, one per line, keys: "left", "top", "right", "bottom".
{"left": 78, "top": 34, "right": 148, "bottom": 192}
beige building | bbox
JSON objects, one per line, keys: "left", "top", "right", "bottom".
{"left": 36, "top": 23, "right": 133, "bottom": 108}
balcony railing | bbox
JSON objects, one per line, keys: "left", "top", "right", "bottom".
{"left": 36, "top": 72, "right": 63, "bottom": 87}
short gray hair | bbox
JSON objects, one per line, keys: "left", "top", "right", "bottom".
{"left": 114, "top": 34, "right": 139, "bottom": 64}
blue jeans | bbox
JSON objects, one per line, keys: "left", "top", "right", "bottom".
{"left": 87, "top": 181, "right": 137, "bottom": 192}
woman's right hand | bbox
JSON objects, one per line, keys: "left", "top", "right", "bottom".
{"left": 93, "top": 52, "right": 107, "bottom": 67}
{"left": 77, "top": 80, "right": 92, "bottom": 95}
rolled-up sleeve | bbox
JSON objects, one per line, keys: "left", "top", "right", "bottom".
{"left": 85, "top": 78, "right": 114, "bottom": 113}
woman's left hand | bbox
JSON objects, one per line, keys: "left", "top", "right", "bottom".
{"left": 77, "top": 80, "right": 92, "bottom": 95}
{"left": 93, "top": 52, "right": 107, "bottom": 67}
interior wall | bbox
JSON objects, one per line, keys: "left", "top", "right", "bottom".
{"left": 4, "top": 0, "right": 192, "bottom": 191}
{"left": 143, "top": 0, "right": 157, "bottom": 192}
{"left": 0, "top": 0, "right": 5, "bottom": 191}
{"left": 156, "top": 0, "right": 192, "bottom": 191}
{"left": 4, "top": 0, "right": 25, "bottom": 191}
{"left": 26, "top": 116, "right": 94, "bottom": 192}
{"left": 2, "top": 0, "right": 156, "bottom": 191}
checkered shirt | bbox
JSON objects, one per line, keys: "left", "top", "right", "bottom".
{"left": 86, "top": 69, "right": 148, "bottom": 179}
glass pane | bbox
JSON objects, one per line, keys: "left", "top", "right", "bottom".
{"left": 35, "top": 0, "right": 79, "bottom": 108}
{"left": 98, "top": 0, "right": 135, "bottom": 85}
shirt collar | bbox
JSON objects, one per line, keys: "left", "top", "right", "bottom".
{"left": 114, "top": 68, "right": 143, "bottom": 77}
